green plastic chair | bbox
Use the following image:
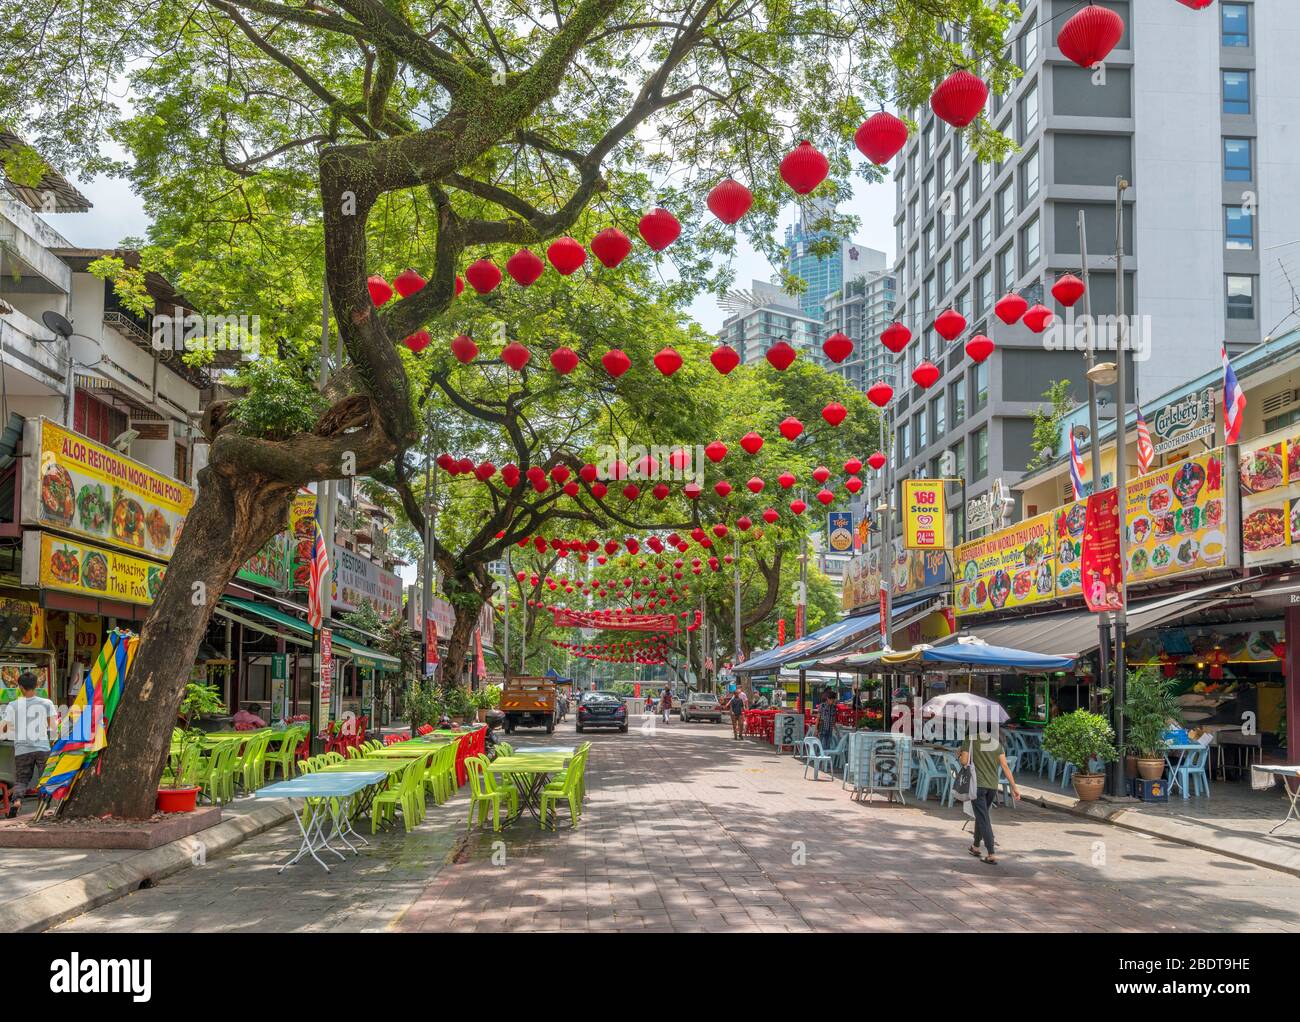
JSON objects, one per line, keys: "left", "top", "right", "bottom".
{"left": 264, "top": 728, "right": 305, "bottom": 781}
{"left": 371, "top": 757, "right": 426, "bottom": 833}
{"left": 494, "top": 741, "right": 514, "bottom": 758}
{"left": 240, "top": 732, "right": 274, "bottom": 792}
{"left": 464, "top": 756, "right": 507, "bottom": 832}
{"left": 346, "top": 745, "right": 363, "bottom": 760}
{"left": 539, "top": 751, "right": 585, "bottom": 830}
{"left": 322, "top": 751, "right": 345, "bottom": 765}
{"left": 484, "top": 760, "right": 520, "bottom": 817}
{"left": 199, "top": 740, "right": 239, "bottom": 804}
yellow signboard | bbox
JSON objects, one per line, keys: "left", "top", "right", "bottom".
{"left": 22, "top": 530, "right": 166, "bottom": 606}
{"left": 1124, "top": 447, "right": 1229, "bottom": 582}
{"left": 902, "top": 480, "right": 947, "bottom": 550}
{"left": 954, "top": 512, "right": 1056, "bottom": 617}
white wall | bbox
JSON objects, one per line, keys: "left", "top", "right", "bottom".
{"left": 1255, "top": 3, "right": 1300, "bottom": 342}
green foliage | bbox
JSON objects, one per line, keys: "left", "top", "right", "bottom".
{"left": 403, "top": 678, "right": 443, "bottom": 731}
{"left": 1042, "top": 709, "right": 1118, "bottom": 773}
{"left": 228, "top": 356, "right": 326, "bottom": 441}
{"left": 1026, "top": 380, "right": 1074, "bottom": 473}
{"left": 168, "top": 682, "right": 227, "bottom": 791}
{"left": 470, "top": 686, "right": 500, "bottom": 710}
{"left": 1122, "top": 667, "right": 1184, "bottom": 757}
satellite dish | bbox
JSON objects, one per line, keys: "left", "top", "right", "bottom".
{"left": 41, "top": 310, "right": 74, "bottom": 339}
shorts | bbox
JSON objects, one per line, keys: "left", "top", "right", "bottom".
{"left": 14, "top": 750, "right": 49, "bottom": 797}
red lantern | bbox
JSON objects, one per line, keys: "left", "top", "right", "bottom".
{"left": 762, "top": 508, "right": 779, "bottom": 524}
{"left": 707, "top": 178, "right": 753, "bottom": 225}
{"left": 550, "top": 465, "right": 570, "bottom": 484}
{"left": 746, "top": 476, "right": 765, "bottom": 494}
{"left": 602, "top": 348, "right": 632, "bottom": 377}
{"left": 994, "top": 292, "right": 1028, "bottom": 325}
{"left": 844, "top": 457, "right": 862, "bottom": 475}
{"left": 737, "top": 515, "right": 752, "bottom": 532}
{"left": 563, "top": 481, "right": 580, "bottom": 497}
{"left": 815, "top": 489, "right": 834, "bottom": 506}
{"left": 780, "top": 140, "right": 829, "bottom": 195}
{"left": 912, "top": 361, "right": 940, "bottom": 389}
{"left": 367, "top": 275, "right": 393, "bottom": 306}
{"left": 500, "top": 341, "right": 531, "bottom": 370}
{"left": 1175, "top": 0, "right": 1214, "bottom": 7}
{"left": 740, "top": 432, "right": 764, "bottom": 455}
{"left": 683, "top": 482, "right": 702, "bottom": 500}
{"left": 550, "top": 346, "right": 579, "bottom": 374}
{"left": 1057, "top": 5, "right": 1125, "bottom": 68}
{"left": 867, "top": 381, "right": 894, "bottom": 407}
{"left": 812, "top": 466, "right": 830, "bottom": 483}
{"left": 578, "top": 462, "right": 598, "bottom": 482}
{"left": 622, "top": 483, "right": 640, "bottom": 501}
{"left": 591, "top": 482, "right": 608, "bottom": 499}
{"left": 393, "top": 268, "right": 426, "bottom": 298}
{"left": 934, "top": 308, "right": 967, "bottom": 341}
{"left": 929, "top": 70, "right": 989, "bottom": 128}
{"left": 638, "top": 207, "right": 681, "bottom": 251}
{"left": 501, "top": 464, "right": 520, "bottom": 487}
{"left": 854, "top": 111, "right": 909, "bottom": 165}
{"left": 505, "top": 248, "right": 545, "bottom": 286}
{"left": 653, "top": 347, "right": 682, "bottom": 376}
{"left": 712, "top": 523, "right": 729, "bottom": 538}
{"left": 867, "top": 451, "right": 886, "bottom": 471}
{"left": 821, "top": 402, "right": 847, "bottom": 427}
{"left": 790, "top": 499, "right": 807, "bottom": 515}
{"left": 1022, "top": 304, "right": 1054, "bottom": 333}
{"left": 777, "top": 471, "right": 796, "bottom": 489}
{"left": 765, "top": 341, "right": 797, "bottom": 370}
{"left": 714, "top": 480, "right": 732, "bottom": 498}
{"left": 464, "top": 258, "right": 501, "bottom": 294}
{"left": 778, "top": 417, "right": 804, "bottom": 441}
{"left": 1051, "top": 273, "right": 1086, "bottom": 308}
{"left": 880, "top": 321, "right": 911, "bottom": 353}
{"left": 710, "top": 345, "right": 740, "bottom": 375}
{"left": 845, "top": 476, "right": 863, "bottom": 494}
{"left": 965, "top": 334, "right": 995, "bottom": 363}
{"left": 450, "top": 334, "right": 477, "bottom": 363}
{"left": 546, "top": 237, "right": 587, "bottom": 275}
{"left": 402, "top": 329, "right": 431, "bottom": 353}
{"left": 455, "top": 275, "right": 464, "bottom": 297}
{"left": 590, "top": 227, "right": 632, "bottom": 268}
{"left": 822, "top": 332, "right": 853, "bottom": 363}
{"left": 705, "top": 441, "right": 728, "bottom": 463}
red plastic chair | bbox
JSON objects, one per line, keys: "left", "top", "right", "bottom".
{"left": 0, "top": 781, "right": 9, "bottom": 817}
{"left": 416, "top": 723, "right": 434, "bottom": 736}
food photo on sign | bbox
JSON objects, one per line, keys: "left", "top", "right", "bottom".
{"left": 1123, "top": 448, "right": 1232, "bottom": 582}
{"left": 1239, "top": 426, "right": 1300, "bottom": 567}
{"left": 954, "top": 512, "right": 1055, "bottom": 616}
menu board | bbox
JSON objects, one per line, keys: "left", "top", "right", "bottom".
{"left": 22, "top": 418, "right": 193, "bottom": 560}
{"left": 237, "top": 532, "right": 291, "bottom": 590}
{"left": 1239, "top": 427, "right": 1300, "bottom": 567}
{"left": 954, "top": 512, "right": 1056, "bottom": 617}
{"left": 1124, "top": 448, "right": 1230, "bottom": 583}
{"left": 0, "top": 594, "right": 45, "bottom": 649}
{"left": 1051, "top": 499, "right": 1087, "bottom": 599}
{"left": 840, "top": 540, "right": 951, "bottom": 611}
{"left": 21, "top": 530, "right": 166, "bottom": 606}
{"left": 289, "top": 491, "right": 318, "bottom": 590}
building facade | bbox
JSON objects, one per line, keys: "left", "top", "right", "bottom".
{"left": 716, "top": 279, "right": 821, "bottom": 366}
{"left": 785, "top": 199, "right": 887, "bottom": 324}
{"left": 821, "top": 270, "right": 898, "bottom": 392}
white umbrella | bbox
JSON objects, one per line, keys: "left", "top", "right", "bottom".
{"left": 921, "top": 691, "right": 1009, "bottom": 724}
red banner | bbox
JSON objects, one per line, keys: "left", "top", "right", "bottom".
{"left": 424, "top": 614, "right": 440, "bottom": 671}
{"left": 777, "top": 618, "right": 785, "bottom": 645}
{"left": 1081, "top": 488, "right": 1124, "bottom": 613}
{"left": 549, "top": 608, "right": 681, "bottom": 631}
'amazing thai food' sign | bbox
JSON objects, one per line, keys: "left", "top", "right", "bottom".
{"left": 1123, "top": 447, "right": 1235, "bottom": 582}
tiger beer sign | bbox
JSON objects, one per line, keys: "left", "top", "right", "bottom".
{"left": 903, "top": 480, "right": 947, "bottom": 550}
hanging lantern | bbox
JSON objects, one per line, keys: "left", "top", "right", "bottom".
{"left": 590, "top": 227, "right": 632, "bottom": 268}
{"left": 653, "top": 347, "right": 683, "bottom": 376}
{"left": 995, "top": 292, "right": 1028, "bottom": 325}
{"left": 500, "top": 341, "right": 531, "bottom": 370}
{"left": 402, "top": 329, "right": 431, "bottom": 353}
{"left": 667, "top": 448, "right": 690, "bottom": 470}
{"left": 393, "top": 268, "right": 427, "bottom": 298}
{"left": 550, "top": 346, "right": 579, "bottom": 374}
{"left": 683, "top": 482, "right": 702, "bottom": 500}
{"left": 591, "top": 482, "right": 608, "bottom": 499}
{"left": 934, "top": 308, "right": 967, "bottom": 341}
{"left": 746, "top": 476, "right": 765, "bottom": 493}
{"left": 602, "top": 348, "right": 632, "bottom": 377}
{"left": 778, "top": 417, "right": 804, "bottom": 441}
{"left": 912, "top": 361, "right": 940, "bottom": 389}
{"left": 1057, "top": 5, "right": 1125, "bottom": 68}
{"left": 710, "top": 345, "right": 741, "bottom": 375}
{"left": 821, "top": 402, "right": 847, "bottom": 427}
{"left": 822, "top": 332, "right": 853, "bottom": 363}
{"left": 965, "top": 334, "right": 995, "bottom": 364}
{"left": 367, "top": 275, "right": 393, "bottom": 306}
{"left": 929, "top": 70, "right": 989, "bottom": 128}
{"left": 854, "top": 111, "right": 909, "bottom": 165}
{"left": 707, "top": 178, "right": 754, "bottom": 224}
{"left": 740, "top": 432, "right": 764, "bottom": 455}
{"left": 501, "top": 464, "right": 520, "bottom": 487}
{"left": 455, "top": 275, "right": 464, "bottom": 297}
{"left": 1051, "top": 273, "right": 1087, "bottom": 307}
{"left": 737, "top": 515, "right": 753, "bottom": 532}
{"left": 815, "top": 489, "right": 834, "bottom": 506}
{"left": 578, "top": 462, "right": 598, "bottom": 482}
{"left": 765, "top": 341, "right": 797, "bottom": 370}
{"left": 1175, "top": 0, "right": 1214, "bottom": 7}
{"left": 653, "top": 483, "right": 672, "bottom": 501}
{"left": 880, "top": 321, "right": 912, "bottom": 353}
{"left": 563, "top": 481, "right": 580, "bottom": 497}
{"left": 638, "top": 207, "right": 681, "bottom": 251}
{"left": 545, "top": 237, "right": 587, "bottom": 276}
{"left": 705, "top": 441, "right": 728, "bottom": 463}
{"left": 790, "top": 499, "right": 807, "bottom": 515}
{"left": 867, "top": 451, "right": 886, "bottom": 471}
{"left": 464, "top": 259, "right": 501, "bottom": 294}
{"left": 622, "top": 483, "right": 640, "bottom": 500}
{"left": 714, "top": 480, "right": 733, "bottom": 498}
{"left": 762, "top": 508, "right": 779, "bottom": 524}
{"left": 845, "top": 476, "right": 863, "bottom": 494}
{"left": 777, "top": 471, "right": 796, "bottom": 489}
{"left": 1022, "top": 304, "right": 1055, "bottom": 333}
{"left": 550, "top": 465, "right": 570, "bottom": 484}
{"left": 866, "top": 381, "right": 894, "bottom": 407}
{"left": 712, "top": 523, "right": 729, "bottom": 539}
{"left": 844, "top": 457, "right": 863, "bottom": 475}
{"left": 505, "top": 248, "right": 545, "bottom": 286}
{"left": 812, "top": 466, "right": 831, "bottom": 483}
{"left": 450, "top": 334, "right": 477, "bottom": 363}
{"left": 780, "top": 140, "right": 829, "bottom": 195}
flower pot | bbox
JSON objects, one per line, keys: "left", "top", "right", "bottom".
{"left": 476, "top": 707, "right": 488, "bottom": 723}
{"left": 156, "top": 786, "right": 200, "bottom": 814}
{"left": 1124, "top": 754, "right": 1138, "bottom": 779}
{"left": 1136, "top": 757, "right": 1166, "bottom": 781}
{"left": 1071, "top": 772, "right": 1106, "bottom": 802}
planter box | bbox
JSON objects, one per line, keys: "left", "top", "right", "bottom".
{"left": 0, "top": 807, "right": 223, "bottom": 849}
{"left": 1129, "top": 777, "right": 1169, "bottom": 802}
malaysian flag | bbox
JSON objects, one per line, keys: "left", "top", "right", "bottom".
{"left": 1222, "top": 344, "right": 1247, "bottom": 444}
{"left": 1135, "top": 403, "right": 1155, "bottom": 474}
{"left": 307, "top": 502, "right": 330, "bottom": 629}
{"left": 1069, "top": 429, "right": 1086, "bottom": 500}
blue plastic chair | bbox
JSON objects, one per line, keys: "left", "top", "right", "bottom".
{"left": 1040, "top": 749, "right": 1064, "bottom": 783}
{"left": 998, "top": 753, "right": 1020, "bottom": 808}
{"left": 1061, "top": 758, "right": 1105, "bottom": 789}
{"left": 801, "top": 737, "right": 833, "bottom": 780}
{"left": 914, "top": 748, "right": 952, "bottom": 802}
{"left": 1168, "top": 745, "right": 1211, "bottom": 799}
{"left": 823, "top": 730, "right": 849, "bottom": 776}
{"left": 1016, "top": 731, "right": 1042, "bottom": 772}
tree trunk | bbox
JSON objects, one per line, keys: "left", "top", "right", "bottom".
{"left": 440, "top": 600, "right": 479, "bottom": 690}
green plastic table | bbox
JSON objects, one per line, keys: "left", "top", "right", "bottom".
{"left": 314, "top": 759, "right": 416, "bottom": 817}
{"left": 363, "top": 743, "right": 450, "bottom": 758}
{"left": 488, "top": 753, "right": 571, "bottom": 821}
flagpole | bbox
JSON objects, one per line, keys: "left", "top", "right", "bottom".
{"left": 1110, "top": 176, "right": 1131, "bottom": 796}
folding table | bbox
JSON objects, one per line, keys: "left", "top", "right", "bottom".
{"left": 254, "top": 771, "right": 387, "bottom": 873}
{"left": 1252, "top": 766, "right": 1300, "bottom": 834}
{"left": 487, "top": 753, "right": 571, "bottom": 822}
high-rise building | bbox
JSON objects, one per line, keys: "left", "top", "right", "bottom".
{"left": 890, "top": 0, "right": 1300, "bottom": 532}
{"left": 821, "top": 270, "right": 897, "bottom": 392}
{"left": 716, "top": 279, "right": 821, "bottom": 365}
{"left": 785, "top": 199, "right": 887, "bottom": 323}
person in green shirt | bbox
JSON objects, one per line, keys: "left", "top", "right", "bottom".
{"left": 959, "top": 729, "right": 1021, "bottom": 864}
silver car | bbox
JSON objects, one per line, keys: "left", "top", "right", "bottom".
{"left": 681, "top": 691, "right": 723, "bottom": 723}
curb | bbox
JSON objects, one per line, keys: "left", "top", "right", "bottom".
{"left": 1022, "top": 787, "right": 1300, "bottom": 879}
{"left": 2, "top": 803, "right": 296, "bottom": 933}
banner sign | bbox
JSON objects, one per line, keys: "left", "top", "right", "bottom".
{"left": 331, "top": 544, "right": 402, "bottom": 616}
{"left": 0, "top": 594, "right": 45, "bottom": 649}
{"left": 827, "top": 511, "right": 854, "bottom": 553}
{"left": 1081, "top": 489, "right": 1123, "bottom": 612}
{"left": 1240, "top": 427, "right": 1300, "bottom": 567}
{"left": 318, "top": 628, "right": 333, "bottom": 721}
{"left": 22, "top": 417, "right": 194, "bottom": 560}
{"left": 289, "top": 491, "right": 318, "bottom": 590}
{"left": 22, "top": 530, "right": 166, "bottom": 606}
{"left": 1152, "top": 387, "right": 1216, "bottom": 456}
{"left": 1124, "top": 447, "right": 1230, "bottom": 583}
{"left": 954, "top": 512, "right": 1055, "bottom": 617}
{"left": 424, "top": 614, "right": 440, "bottom": 674}
{"left": 840, "top": 541, "right": 951, "bottom": 611}
{"left": 236, "top": 532, "right": 291, "bottom": 590}
{"left": 902, "top": 480, "right": 947, "bottom": 550}
{"left": 1052, "top": 498, "right": 1087, "bottom": 598}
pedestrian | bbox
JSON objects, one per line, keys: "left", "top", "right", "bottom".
{"left": 660, "top": 687, "right": 672, "bottom": 723}
{"left": 728, "top": 687, "right": 745, "bottom": 740}
{"left": 0, "top": 672, "right": 58, "bottom": 818}
{"left": 958, "top": 727, "right": 1020, "bottom": 864}
{"left": 817, "top": 687, "right": 837, "bottom": 748}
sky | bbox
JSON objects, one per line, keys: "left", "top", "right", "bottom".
{"left": 44, "top": 166, "right": 900, "bottom": 335}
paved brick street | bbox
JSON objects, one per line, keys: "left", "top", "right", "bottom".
{"left": 54, "top": 720, "right": 1300, "bottom": 933}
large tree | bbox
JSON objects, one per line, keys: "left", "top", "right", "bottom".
{"left": 1, "top": 0, "right": 1018, "bottom": 817}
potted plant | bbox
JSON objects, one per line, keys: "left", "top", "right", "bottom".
{"left": 471, "top": 685, "right": 501, "bottom": 722}
{"left": 157, "top": 682, "right": 226, "bottom": 813}
{"left": 1042, "top": 709, "right": 1117, "bottom": 802}
{"left": 1123, "top": 667, "right": 1183, "bottom": 781}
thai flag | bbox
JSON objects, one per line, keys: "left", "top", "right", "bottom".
{"left": 1135, "top": 404, "right": 1155, "bottom": 474}
{"left": 307, "top": 502, "right": 330, "bottom": 629}
{"left": 1222, "top": 344, "right": 1246, "bottom": 444}
{"left": 1069, "top": 429, "right": 1086, "bottom": 500}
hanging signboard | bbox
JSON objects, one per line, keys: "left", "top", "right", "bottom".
{"left": 236, "top": 532, "right": 291, "bottom": 590}
{"left": 1123, "top": 447, "right": 1233, "bottom": 583}
{"left": 827, "top": 511, "right": 855, "bottom": 553}
{"left": 331, "top": 544, "right": 402, "bottom": 616}
{"left": 0, "top": 594, "right": 45, "bottom": 649}
{"left": 902, "top": 480, "right": 947, "bottom": 550}
{"left": 954, "top": 512, "right": 1055, "bottom": 617}
{"left": 318, "top": 628, "right": 333, "bottom": 723}
{"left": 289, "top": 490, "right": 317, "bottom": 590}
{"left": 424, "top": 613, "right": 440, "bottom": 676}
{"left": 1151, "top": 387, "right": 1216, "bottom": 456}
{"left": 1052, "top": 498, "right": 1087, "bottom": 598}
{"left": 1239, "top": 427, "right": 1300, "bottom": 568}
{"left": 840, "top": 540, "right": 951, "bottom": 611}
{"left": 22, "top": 530, "right": 165, "bottom": 606}
{"left": 1081, "top": 488, "right": 1123, "bottom": 612}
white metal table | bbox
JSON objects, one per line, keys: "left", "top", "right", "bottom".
{"left": 254, "top": 771, "right": 387, "bottom": 872}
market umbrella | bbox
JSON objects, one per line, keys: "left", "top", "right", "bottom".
{"left": 920, "top": 691, "right": 1009, "bottom": 724}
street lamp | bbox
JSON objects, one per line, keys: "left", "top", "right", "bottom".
{"left": 1086, "top": 361, "right": 1118, "bottom": 388}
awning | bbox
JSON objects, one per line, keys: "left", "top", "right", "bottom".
{"left": 217, "top": 597, "right": 399, "bottom": 669}
{"left": 733, "top": 596, "right": 928, "bottom": 674}
{"left": 794, "top": 598, "right": 946, "bottom": 669}
{"left": 957, "top": 578, "right": 1245, "bottom": 657}
{"left": 880, "top": 640, "right": 1075, "bottom": 673}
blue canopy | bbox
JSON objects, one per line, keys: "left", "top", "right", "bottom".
{"left": 733, "top": 597, "right": 927, "bottom": 675}
{"left": 887, "top": 642, "right": 1075, "bottom": 672}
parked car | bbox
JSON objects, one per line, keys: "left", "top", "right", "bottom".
{"left": 576, "top": 691, "right": 628, "bottom": 733}
{"left": 681, "top": 691, "right": 723, "bottom": 723}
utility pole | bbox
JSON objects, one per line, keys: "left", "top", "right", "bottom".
{"left": 1111, "top": 176, "right": 1132, "bottom": 795}
{"left": 310, "top": 277, "right": 335, "bottom": 753}
{"left": 502, "top": 547, "right": 511, "bottom": 679}
{"left": 732, "top": 534, "right": 743, "bottom": 679}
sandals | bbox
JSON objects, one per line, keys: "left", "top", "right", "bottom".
{"left": 982, "top": 854, "right": 998, "bottom": 865}
{"left": 968, "top": 845, "right": 982, "bottom": 858}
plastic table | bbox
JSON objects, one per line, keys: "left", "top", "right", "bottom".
{"left": 487, "top": 753, "right": 571, "bottom": 822}
{"left": 1253, "top": 766, "right": 1300, "bottom": 833}
{"left": 254, "top": 771, "right": 387, "bottom": 872}
{"left": 1163, "top": 743, "right": 1206, "bottom": 797}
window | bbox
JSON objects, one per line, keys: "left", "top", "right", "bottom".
{"left": 955, "top": 233, "right": 970, "bottom": 277}
{"left": 73, "top": 391, "right": 128, "bottom": 447}
{"left": 956, "top": 288, "right": 970, "bottom": 320}
{"left": 1226, "top": 274, "right": 1256, "bottom": 319}
{"left": 897, "top": 422, "right": 909, "bottom": 461}
{"left": 175, "top": 443, "right": 188, "bottom": 484}
{"left": 1021, "top": 216, "right": 1041, "bottom": 272}
{"left": 1224, "top": 137, "right": 1253, "bottom": 181}
{"left": 976, "top": 208, "right": 992, "bottom": 253}
{"left": 951, "top": 441, "right": 966, "bottom": 481}
{"left": 973, "top": 362, "right": 989, "bottom": 409}
{"left": 1022, "top": 147, "right": 1040, "bottom": 203}
{"left": 923, "top": 171, "right": 935, "bottom": 210}
{"left": 949, "top": 379, "right": 966, "bottom": 425}
{"left": 924, "top": 223, "right": 935, "bottom": 262}
{"left": 998, "top": 245, "right": 1016, "bottom": 291}
{"left": 923, "top": 122, "right": 934, "bottom": 160}
{"left": 1221, "top": 3, "right": 1250, "bottom": 47}
{"left": 978, "top": 159, "right": 992, "bottom": 193}
{"left": 932, "top": 396, "right": 946, "bottom": 437}
{"left": 1019, "top": 82, "right": 1039, "bottom": 139}
{"left": 925, "top": 274, "right": 936, "bottom": 315}
{"left": 916, "top": 411, "right": 928, "bottom": 452}
{"left": 1021, "top": 16, "right": 1038, "bottom": 69}
{"left": 976, "top": 268, "right": 992, "bottom": 316}
{"left": 939, "top": 255, "right": 952, "bottom": 297}
{"left": 972, "top": 427, "right": 989, "bottom": 480}
{"left": 957, "top": 176, "right": 971, "bottom": 219}
{"left": 1225, "top": 206, "right": 1254, "bottom": 250}
{"left": 997, "top": 181, "right": 1016, "bottom": 232}
{"left": 1222, "top": 70, "right": 1251, "bottom": 114}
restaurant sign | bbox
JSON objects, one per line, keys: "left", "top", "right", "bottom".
{"left": 237, "top": 532, "right": 291, "bottom": 590}
{"left": 22, "top": 530, "right": 165, "bottom": 606}
{"left": 954, "top": 512, "right": 1055, "bottom": 617}
{"left": 1239, "top": 426, "right": 1300, "bottom": 567}
{"left": 840, "top": 540, "right": 951, "bottom": 611}
{"left": 1123, "top": 447, "right": 1234, "bottom": 583}
{"left": 331, "top": 544, "right": 402, "bottom": 616}
{"left": 1151, "top": 387, "right": 1215, "bottom": 455}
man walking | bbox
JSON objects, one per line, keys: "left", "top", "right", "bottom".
{"left": 958, "top": 725, "right": 1020, "bottom": 864}
{"left": 728, "top": 687, "right": 745, "bottom": 740}
{"left": 1, "top": 672, "right": 58, "bottom": 817}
